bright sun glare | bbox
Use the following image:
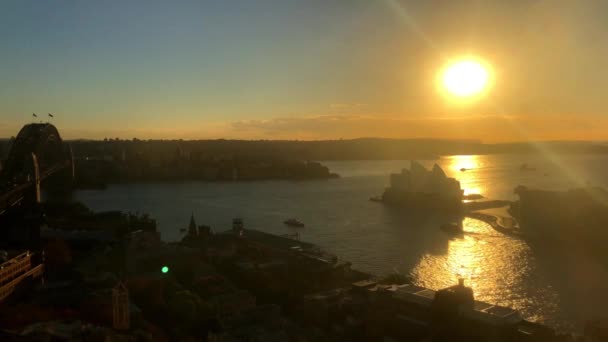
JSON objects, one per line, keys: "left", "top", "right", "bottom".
{"left": 441, "top": 59, "right": 490, "bottom": 98}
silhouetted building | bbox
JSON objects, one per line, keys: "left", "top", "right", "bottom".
{"left": 382, "top": 161, "right": 463, "bottom": 213}
{"left": 112, "top": 281, "right": 130, "bottom": 330}
{"left": 198, "top": 225, "right": 211, "bottom": 238}
{"left": 514, "top": 186, "right": 608, "bottom": 242}
{"left": 232, "top": 218, "right": 244, "bottom": 235}
{"left": 188, "top": 213, "right": 198, "bottom": 237}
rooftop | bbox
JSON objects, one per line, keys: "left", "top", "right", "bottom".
{"left": 464, "top": 301, "right": 522, "bottom": 325}
{"left": 221, "top": 228, "right": 315, "bottom": 252}
{"left": 392, "top": 284, "right": 436, "bottom": 307}
{"left": 368, "top": 282, "right": 523, "bottom": 326}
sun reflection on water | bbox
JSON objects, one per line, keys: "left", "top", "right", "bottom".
{"left": 444, "top": 155, "right": 486, "bottom": 196}
{"left": 410, "top": 218, "right": 558, "bottom": 324}
{"left": 449, "top": 155, "right": 480, "bottom": 173}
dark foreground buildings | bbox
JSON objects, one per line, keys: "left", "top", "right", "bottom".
{"left": 0, "top": 205, "right": 595, "bottom": 341}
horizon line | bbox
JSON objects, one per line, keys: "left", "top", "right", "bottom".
{"left": 1, "top": 136, "right": 606, "bottom": 145}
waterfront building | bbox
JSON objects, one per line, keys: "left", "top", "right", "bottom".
{"left": 513, "top": 186, "right": 608, "bottom": 248}
{"left": 389, "top": 161, "right": 462, "bottom": 198}
{"left": 382, "top": 161, "right": 464, "bottom": 213}
{"left": 351, "top": 278, "right": 558, "bottom": 341}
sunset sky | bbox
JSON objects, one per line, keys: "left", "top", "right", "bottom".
{"left": 1, "top": 0, "right": 608, "bottom": 141}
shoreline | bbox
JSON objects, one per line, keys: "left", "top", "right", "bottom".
{"left": 466, "top": 206, "right": 523, "bottom": 237}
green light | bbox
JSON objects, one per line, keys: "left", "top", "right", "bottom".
{"left": 161, "top": 266, "right": 169, "bottom": 274}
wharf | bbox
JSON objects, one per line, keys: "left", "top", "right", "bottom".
{"left": 467, "top": 206, "right": 523, "bottom": 237}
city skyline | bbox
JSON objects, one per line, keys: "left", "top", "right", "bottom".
{"left": 2, "top": 0, "right": 608, "bottom": 142}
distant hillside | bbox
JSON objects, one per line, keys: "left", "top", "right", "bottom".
{"left": 65, "top": 138, "right": 481, "bottom": 162}
{"left": 1, "top": 138, "right": 607, "bottom": 162}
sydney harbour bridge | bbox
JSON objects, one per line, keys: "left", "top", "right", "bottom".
{"left": 0, "top": 123, "right": 74, "bottom": 248}
{"left": 0, "top": 123, "right": 74, "bottom": 300}
{"left": 0, "top": 123, "right": 73, "bottom": 213}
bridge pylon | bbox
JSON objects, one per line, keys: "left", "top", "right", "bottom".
{"left": 29, "top": 152, "right": 41, "bottom": 204}
{"left": 68, "top": 144, "right": 75, "bottom": 182}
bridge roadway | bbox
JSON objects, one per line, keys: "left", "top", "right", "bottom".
{"left": 0, "top": 161, "right": 70, "bottom": 216}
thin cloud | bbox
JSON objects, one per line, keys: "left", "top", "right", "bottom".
{"left": 329, "top": 103, "right": 367, "bottom": 110}
{"left": 230, "top": 113, "right": 608, "bottom": 142}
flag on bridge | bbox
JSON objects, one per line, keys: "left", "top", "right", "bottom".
{"left": 32, "top": 113, "right": 37, "bottom": 118}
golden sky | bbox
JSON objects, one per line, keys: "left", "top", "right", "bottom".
{"left": 1, "top": 0, "right": 607, "bottom": 142}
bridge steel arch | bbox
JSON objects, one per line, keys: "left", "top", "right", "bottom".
{"left": 0, "top": 123, "right": 70, "bottom": 183}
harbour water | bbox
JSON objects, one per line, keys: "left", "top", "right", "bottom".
{"left": 73, "top": 154, "right": 608, "bottom": 332}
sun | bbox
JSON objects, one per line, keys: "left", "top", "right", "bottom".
{"left": 441, "top": 58, "right": 490, "bottom": 98}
